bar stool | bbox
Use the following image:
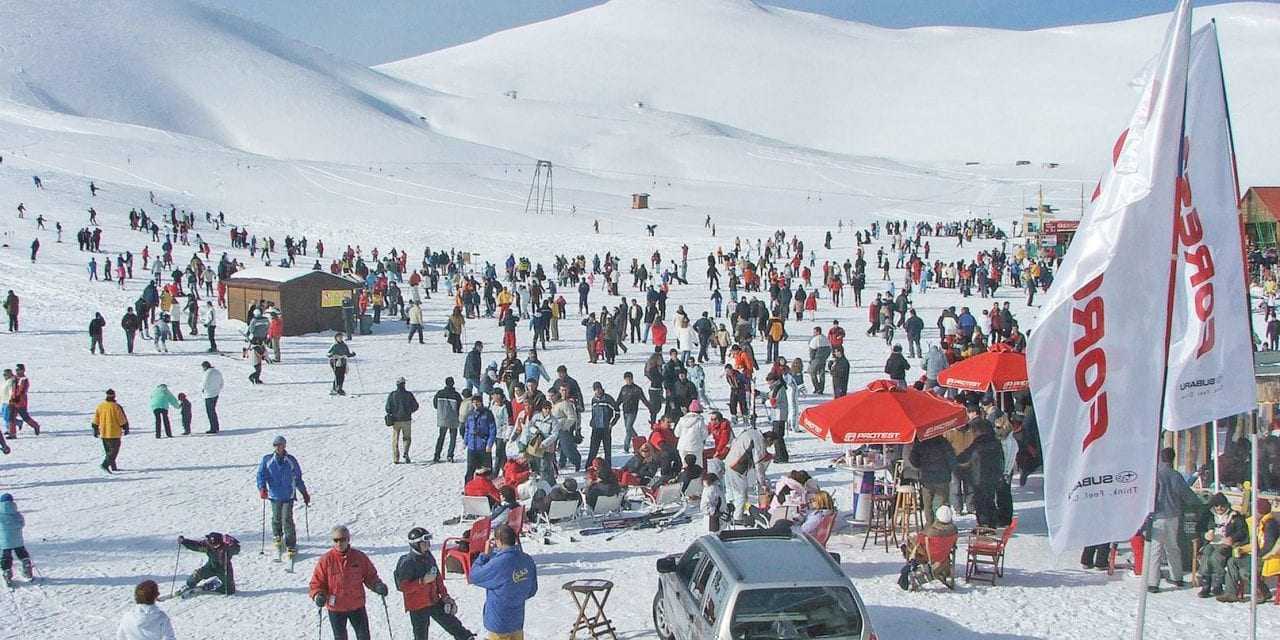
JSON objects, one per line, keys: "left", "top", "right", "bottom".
{"left": 893, "top": 484, "right": 924, "bottom": 541}
{"left": 861, "top": 494, "right": 897, "bottom": 552}
{"left": 563, "top": 579, "right": 618, "bottom": 639}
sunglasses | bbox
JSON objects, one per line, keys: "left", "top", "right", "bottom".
{"left": 332, "top": 537, "right": 349, "bottom": 543}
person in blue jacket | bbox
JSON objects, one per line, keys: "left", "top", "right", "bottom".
{"left": 469, "top": 525, "right": 537, "bottom": 639}
{"left": 256, "top": 435, "right": 310, "bottom": 561}
{"left": 463, "top": 396, "right": 496, "bottom": 484}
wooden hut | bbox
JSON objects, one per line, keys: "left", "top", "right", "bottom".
{"left": 1240, "top": 187, "right": 1280, "bottom": 248}
{"left": 631, "top": 193, "right": 650, "bottom": 209}
{"left": 224, "top": 267, "right": 362, "bottom": 336}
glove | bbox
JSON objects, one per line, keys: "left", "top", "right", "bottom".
{"left": 314, "top": 593, "right": 326, "bottom": 608}
{"left": 177, "top": 536, "right": 186, "bottom": 544}
{"left": 441, "top": 597, "right": 457, "bottom": 616}
{"left": 122, "top": 425, "right": 130, "bottom": 435}
{"left": 259, "top": 488, "right": 268, "bottom": 500}
{"left": 91, "top": 424, "right": 100, "bottom": 438}
{"left": 371, "top": 582, "right": 388, "bottom": 597}
{"left": 302, "top": 491, "right": 312, "bottom": 506}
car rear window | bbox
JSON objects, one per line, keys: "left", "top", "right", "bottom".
{"left": 730, "top": 587, "right": 863, "bottom": 639}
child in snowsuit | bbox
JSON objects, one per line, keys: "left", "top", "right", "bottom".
{"left": 0, "top": 494, "right": 34, "bottom": 585}
{"left": 177, "top": 393, "right": 193, "bottom": 436}
{"left": 178, "top": 532, "right": 240, "bottom": 595}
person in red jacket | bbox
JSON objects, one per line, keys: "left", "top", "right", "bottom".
{"left": 501, "top": 456, "right": 531, "bottom": 489}
{"left": 309, "top": 525, "right": 388, "bottom": 640}
{"left": 707, "top": 411, "right": 732, "bottom": 459}
{"left": 267, "top": 311, "right": 284, "bottom": 363}
{"left": 393, "top": 528, "right": 474, "bottom": 640}
{"left": 464, "top": 467, "right": 501, "bottom": 508}
{"left": 826, "top": 320, "right": 845, "bottom": 350}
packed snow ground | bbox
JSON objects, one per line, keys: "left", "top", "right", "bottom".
{"left": 0, "top": 163, "right": 1275, "bottom": 640}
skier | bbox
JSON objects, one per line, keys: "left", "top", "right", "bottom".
{"left": 393, "top": 527, "right": 475, "bottom": 640}
{"left": 91, "top": 389, "right": 129, "bottom": 473}
{"left": 116, "top": 581, "right": 177, "bottom": 640}
{"left": 310, "top": 525, "right": 388, "bottom": 640}
{"left": 328, "top": 333, "right": 354, "bottom": 395}
{"left": 256, "top": 435, "right": 310, "bottom": 565}
{"left": 175, "top": 532, "right": 240, "bottom": 596}
{"left": 0, "top": 494, "right": 34, "bottom": 586}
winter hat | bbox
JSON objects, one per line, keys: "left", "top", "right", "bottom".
{"left": 935, "top": 505, "right": 955, "bottom": 525}
{"left": 396, "top": 376, "right": 406, "bottom": 385}
{"left": 1208, "top": 493, "right": 1230, "bottom": 511}
{"left": 1259, "top": 499, "right": 1274, "bottom": 516}
{"left": 0, "top": 494, "right": 11, "bottom": 503}
{"left": 105, "top": 389, "right": 116, "bottom": 399}
{"left": 445, "top": 376, "right": 455, "bottom": 387}
{"left": 272, "top": 435, "right": 287, "bottom": 447}
{"left": 688, "top": 400, "right": 702, "bottom": 413}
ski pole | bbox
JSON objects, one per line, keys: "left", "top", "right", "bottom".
{"left": 169, "top": 542, "right": 182, "bottom": 598}
{"left": 259, "top": 498, "right": 267, "bottom": 555}
{"left": 380, "top": 594, "right": 394, "bottom": 640}
{"left": 317, "top": 605, "right": 324, "bottom": 640}
{"left": 304, "top": 504, "right": 311, "bottom": 543}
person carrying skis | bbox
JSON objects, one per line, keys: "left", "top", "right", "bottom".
{"left": 310, "top": 525, "right": 388, "bottom": 640}
{"left": 328, "top": 333, "right": 355, "bottom": 395}
{"left": 256, "top": 435, "right": 310, "bottom": 564}
{"left": 0, "top": 494, "right": 34, "bottom": 586}
{"left": 393, "top": 527, "right": 474, "bottom": 640}
{"left": 176, "top": 532, "right": 240, "bottom": 596}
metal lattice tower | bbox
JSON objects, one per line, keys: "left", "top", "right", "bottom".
{"left": 523, "top": 160, "right": 554, "bottom": 215}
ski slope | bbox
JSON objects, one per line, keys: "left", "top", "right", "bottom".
{"left": 382, "top": 0, "right": 1280, "bottom": 186}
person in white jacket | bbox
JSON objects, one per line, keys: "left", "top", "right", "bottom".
{"left": 117, "top": 580, "right": 176, "bottom": 640}
{"left": 674, "top": 400, "right": 708, "bottom": 461}
{"left": 200, "top": 361, "right": 224, "bottom": 434}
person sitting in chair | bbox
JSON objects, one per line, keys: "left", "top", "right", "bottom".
{"left": 898, "top": 505, "right": 959, "bottom": 590}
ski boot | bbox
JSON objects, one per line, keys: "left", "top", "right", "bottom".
{"left": 2, "top": 569, "right": 12, "bottom": 589}
{"left": 287, "top": 549, "right": 297, "bottom": 573}
{"left": 273, "top": 537, "right": 284, "bottom": 563}
{"left": 20, "top": 559, "right": 33, "bottom": 580}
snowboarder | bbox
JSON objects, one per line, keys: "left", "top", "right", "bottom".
{"left": 328, "top": 333, "right": 354, "bottom": 395}
{"left": 309, "top": 525, "right": 388, "bottom": 640}
{"left": 393, "top": 527, "right": 474, "bottom": 640}
{"left": 176, "top": 532, "right": 240, "bottom": 596}
{"left": 91, "top": 389, "right": 129, "bottom": 473}
{"left": 0, "top": 494, "right": 34, "bottom": 586}
{"left": 257, "top": 435, "right": 310, "bottom": 564}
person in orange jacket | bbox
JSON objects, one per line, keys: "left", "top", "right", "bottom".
{"left": 309, "top": 526, "right": 388, "bottom": 640}
{"left": 393, "top": 528, "right": 474, "bottom": 640}
{"left": 267, "top": 310, "right": 284, "bottom": 362}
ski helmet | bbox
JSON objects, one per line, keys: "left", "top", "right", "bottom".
{"left": 204, "top": 532, "right": 224, "bottom": 547}
{"left": 407, "top": 527, "right": 431, "bottom": 551}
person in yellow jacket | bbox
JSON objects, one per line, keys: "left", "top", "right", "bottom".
{"left": 1220, "top": 499, "right": 1278, "bottom": 603}
{"left": 92, "top": 389, "right": 129, "bottom": 473}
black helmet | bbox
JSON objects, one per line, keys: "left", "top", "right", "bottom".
{"left": 407, "top": 527, "right": 431, "bottom": 551}
{"left": 204, "top": 532, "right": 224, "bottom": 547}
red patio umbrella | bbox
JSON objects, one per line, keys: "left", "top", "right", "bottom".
{"left": 798, "top": 380, "right": 968, "bottom": 445}
{"left": 937, "top": 343, "right": 1028, "bottom": 393}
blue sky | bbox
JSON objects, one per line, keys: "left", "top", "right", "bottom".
{"left": 200, "top": 0, "right": 1267, "bottom": 65}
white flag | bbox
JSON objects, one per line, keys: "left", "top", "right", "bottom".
{"left": 1162, "top": 23, "right": 1255, "bottom": 431}
{"left": 1028, "top": 0, "right": 1191, "bottom": 553}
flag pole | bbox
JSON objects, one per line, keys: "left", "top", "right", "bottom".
{"left": 1135, "top": 4, "right": 1194, "bottom": 638}
{"left": 1249, "top": 407, "right": 1259, "bottom": 640}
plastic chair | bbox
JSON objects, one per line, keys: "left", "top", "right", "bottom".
{"left": 965, "top": 516, "right": 1018, "bottom": 584}
{"left": 442, "top": 518, "right": 490, "bottom": 580}
{"left": 923, "top": 532, "right": 959, "bottom": 590}
{"left": 810, "top": 511, "right": 838, "bottom": 548}
{"left": 460, "top": 495, "right": 492, "bottom": 522}
{"left": 591, "top": 494, "right": 623, "bottom": 517}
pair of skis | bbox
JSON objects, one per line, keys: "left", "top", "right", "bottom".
{"left": 579, "top": 505, "right": 691, "bottom": 540}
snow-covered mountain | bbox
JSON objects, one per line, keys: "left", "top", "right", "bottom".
{"left": 382, "top": 0, "right": 1280, "bottom": 185}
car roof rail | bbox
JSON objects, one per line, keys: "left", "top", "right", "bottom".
{"left": 717, "top": 528, "right": 796, "bottom": 542}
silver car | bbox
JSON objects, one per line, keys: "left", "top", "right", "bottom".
{"left": 653, "top": 528, "right": 876, "bottom": 640}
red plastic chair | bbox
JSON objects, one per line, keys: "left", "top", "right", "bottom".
{"left": 506, "top": 505, "right": 527, "bottom": 540}
{"left": 965, "top": 516, "right": 1018, "bottom": 584}
{"left": 810, "top": 511, "right": 838, "bottom": 548}
{"left": 442, "top": 518, "right": 490, "bottom": 580}
{"left": 923, "top": 532, "right": 959, "bottom": 590}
